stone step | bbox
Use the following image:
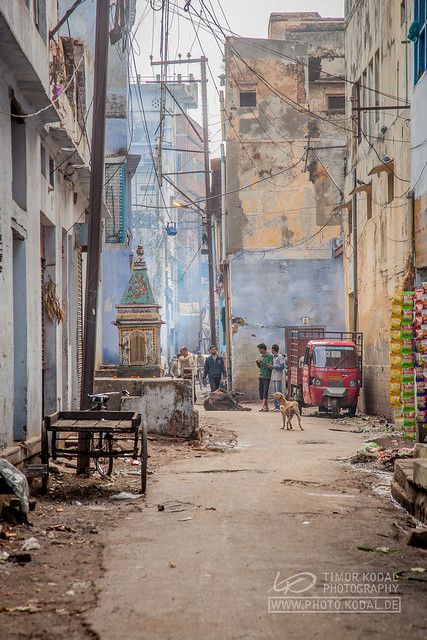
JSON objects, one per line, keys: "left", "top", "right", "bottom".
{"left": 414, "top": 459, "right": 427, "bottom": 491}
{"left": 392, "top": 459, "right": 427, "bottom": 524}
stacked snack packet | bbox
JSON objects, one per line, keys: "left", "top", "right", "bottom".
{"left": 414, "top": 286, "right": 427, "bottom": 440}
{"left": 390, "top": 290, "right": 417, "bottom": 440}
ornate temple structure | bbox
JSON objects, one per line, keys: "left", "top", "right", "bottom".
{"left": 114, "top": 244, "right": 164, "bottom": 377}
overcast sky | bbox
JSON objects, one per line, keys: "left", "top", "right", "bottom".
{"left": 135, "top": 1, "right": 344, "bottom": 151}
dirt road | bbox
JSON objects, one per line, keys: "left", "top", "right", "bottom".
{"left": 89, "top": 409, "right": 426, "bottom": 640}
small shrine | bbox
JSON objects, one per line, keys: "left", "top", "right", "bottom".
{"left": 114, "top": 244, "right": 163, "bottom": 377}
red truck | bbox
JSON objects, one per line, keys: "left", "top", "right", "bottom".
{"left": 285, "top": 327, "right": 363, "bottom": 418}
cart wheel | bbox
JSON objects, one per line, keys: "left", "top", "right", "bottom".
{"left": 94, "top": 433, "right": 114, "bottom": 477}
{"left": 140, "top": 422, "right": 148, "bottom": 494}
{"left": 331, "top": 398, "right": 340, "bottom": 419}
{"left": 41, "top": 420, "right": 49, "bottom": 494}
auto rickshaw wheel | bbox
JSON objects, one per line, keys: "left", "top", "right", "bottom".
{"left": 331, "top": 398, "right": 340, "bottom": 419}
{"left": 318, "top": 405, "right": 327, "bottom": 413}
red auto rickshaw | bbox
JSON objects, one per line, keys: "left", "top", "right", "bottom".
{"left": 286, "top": 328, "right": 363, "bottom": 418}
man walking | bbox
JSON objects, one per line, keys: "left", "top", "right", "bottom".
{"left": 270, "top": 344, "right": 285, "bottom": 410}
{"left": 204, "top": 345, "right": 226, "bottom": 392}
{"left": 256, "top": 343, "right": 273, "bottom": 412}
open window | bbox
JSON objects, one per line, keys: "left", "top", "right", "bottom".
{"left": 239, "top": 91, "right": 257, "bottom": 107}
{"left": 327, "top": 95, "right": 345, "bottom": 112}
{"left": 11, "top": 98, "right": 27, "bottom": 211}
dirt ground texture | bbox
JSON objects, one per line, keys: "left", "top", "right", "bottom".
{"left": 1, "top": 407, "right": 426, "bottom": 640}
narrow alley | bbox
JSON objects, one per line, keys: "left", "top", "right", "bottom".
{"left": 1, "top": 1, "right": 427, "bottom": 638}
{"left": 89, "top": 409, "right": 426, "bottom": 640}
{"left": 1, "top": 406, "right": 426, "bottom": 638}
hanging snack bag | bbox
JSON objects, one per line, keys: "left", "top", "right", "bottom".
{"left": 402, "top": 291, "right": 415, "bottom": 308}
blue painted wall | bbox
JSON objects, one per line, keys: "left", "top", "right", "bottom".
{"left": 230, "top": 250, "right": 345, "bottom": 398}
{"left": 102, "top": 248, "right": 132, "bottom": 364}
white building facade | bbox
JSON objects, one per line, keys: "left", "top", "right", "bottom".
{"left": 0, "top": 1, "right": 92, "bottom": 463}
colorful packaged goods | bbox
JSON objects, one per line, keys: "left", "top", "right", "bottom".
{"left": 389, "top": 289, "right": 416, "bottom": 440}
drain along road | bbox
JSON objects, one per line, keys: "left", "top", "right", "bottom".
{"left": 90, "top": 409, "right": 426, "bottom": 640}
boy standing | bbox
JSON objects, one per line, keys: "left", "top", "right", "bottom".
{"left": 256, "top": 343, "right": 273, "bottom": 412}
{"left": 270, "top": 344, "right": 285, "bottom": 410}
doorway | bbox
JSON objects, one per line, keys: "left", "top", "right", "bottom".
{"left": 12, "top": 231, "right": 27, "bottom": 441}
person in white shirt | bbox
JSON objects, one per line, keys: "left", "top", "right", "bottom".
{"left": 177, "top": 346, "right": 197, "bottom": 400}
{"left": 269, "top": 344, "right": 285, "bottom": 410}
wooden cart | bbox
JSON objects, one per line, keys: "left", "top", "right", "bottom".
{"left": 41, "top": 411, "right": 147, "bottom": 494}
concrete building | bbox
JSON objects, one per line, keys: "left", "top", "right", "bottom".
{"left": 410, "top": 0, "right": 427, "bottom": 278}
{"left": 59, "top": 0, "right": 139, "bottom": 368}
{"left": 130, "top": 79, "right": 202, "bottom": 360}
{"left": 222, "top": 12, "right": 346, "bottom": 398}
{"left": 343, "top": 0, "right": 412, "bottom": 416}
{"left": 0, "top": 1, "right": 93, "bottom": 461}
{"left": 175, "top": 113, "right": 209, "bottom": 353}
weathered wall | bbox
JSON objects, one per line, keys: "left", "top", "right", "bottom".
{"left": 119, "top": 379, "right": 197, "bottom": 438}
{"left": 411, "top": 0, "right": 427, "bottom": 270}
{"left": 0, "top": 2, "right": 91, "bottom": 456}
{"left": 101, "top": 246, "right": 132, "bottom": 364}
{"left": 224, "top": 16, "right": 346, "bottom": 398}
{"left": 230, "top": 253, "right": 344, "bottom": 396}
{"left": 343, "top": 0, "right": 412, "bottom": 417}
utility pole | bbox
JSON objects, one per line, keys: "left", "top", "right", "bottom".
{"left": 200, "top": 57, "right": 217, "bottom": 347}
{"left": 151, "top": 56, "right": 217, "bottom": 347}
{"left": 78, "top": 0, "right": 110, "bottom": 472}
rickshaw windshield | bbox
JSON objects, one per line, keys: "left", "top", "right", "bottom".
{"left": 312, "top": 346, "right": 358, "bottom": 368}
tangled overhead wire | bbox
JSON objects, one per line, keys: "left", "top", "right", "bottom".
{"left": 184, "top": 1, "right": 192, "bottom": 11}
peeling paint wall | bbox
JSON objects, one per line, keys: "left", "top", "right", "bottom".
{"left": 343, "top": 0, "right": 412, "bottom": 417}
{"left": 224, "top": 14, "right": 346, "bottom": 399}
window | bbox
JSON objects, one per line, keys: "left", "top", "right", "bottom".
{"left": 312, "top": 346, "right": 358, "bottom": 368}
{"left": 401, "top": 1, "right": 406, "bottom": 26}
{"left": 11, "top": 100, "right": 27, "bottom": 211}
{"left": 387, "top": 172, "right": 394, "bottom": 203}
{"left": 366, "top": 191, "right": 372, "bottom": 220}
{"left": 40, "top": 143, "right": 46, "bottom": 178}
{"left": 49, "top": 156, "right": 55, "bottom": 189}
{"left": 239, "top": 91, "right": 256, "bottom": 107}
{"left": 327, "top": 95, "right": 345, "bottom": 111}
{"left": 374, "top": 49, "right": 380, "bottom": 121}
{"left": 414, "top": 0, "right": 427, "bottom": 83}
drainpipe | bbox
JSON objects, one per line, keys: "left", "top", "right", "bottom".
{"left": 410, "top": 190, "right": 416, "bottom": 285}
{"left": 352, "top": 169, "right": 358, "bottom": 332}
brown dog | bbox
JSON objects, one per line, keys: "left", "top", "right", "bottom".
{"left": 271, "top": 392, "right": 304, "bottom": 431}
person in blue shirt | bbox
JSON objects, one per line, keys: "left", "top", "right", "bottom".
{"left": 269, "top": 344, "right": 285, "bottom": 410}
{"left": 203, "top": 345, "right": 226, "bottom": 392}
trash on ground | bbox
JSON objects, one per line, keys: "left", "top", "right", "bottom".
{"left": 395, "top": 567, "right": 427, "bottom": 582}
{"left": 21, "top": 537, "right": 41, "bottom": 552}
{"left": 46, "top": 524, "right": 76, "bottom": 533}
{"left": 0, "top": 458, "right": 30, "bottom": 521}
{"left": 4, "top": 604, "right": 42, "bottom": 614}
{"left": 110, "top": 492, "right": 144, "bottom": 500}
{"left": 357, "top": 545, "right": 398, "bottom": 554}
{"left": 7, "top": 553, "right": 32, "bottom": 563}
